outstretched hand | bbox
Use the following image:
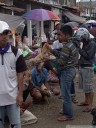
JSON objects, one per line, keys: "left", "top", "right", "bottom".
{"left": 43, "top": 43, "right": 52, "bottom": 52}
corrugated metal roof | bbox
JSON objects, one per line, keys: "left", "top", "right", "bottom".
{"left": 0, "top": 2, "right": 25, "bottom": 12}
{"left": 0, "top": 13, "right": 24, "bottom": 29}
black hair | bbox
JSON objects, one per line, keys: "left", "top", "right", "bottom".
{"left": 60, "top": 24, "right": 73, "bottom": 37}
{"left": 15, "top": 33, "right": 20, "bottom": 36}
{"left": 1, "top": 30, "right": 11, "bottom": 35}
{"left": 42, "top": 42, "right": 46, "bottom": 48}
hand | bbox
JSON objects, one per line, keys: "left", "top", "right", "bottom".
{"left": 24, "top": 78, "right": 29, "bottom": 86}
{"left": 42, "top": 56, "right": 49, "bottom": 62}
{"left": 16, "top": 94, "right": 23, "bottom": 107}
{"left": 73, "top": 41, "right": 80, "bottom": 48}
{"left": 43, "top": 43, "right": 52, "bottom": 52}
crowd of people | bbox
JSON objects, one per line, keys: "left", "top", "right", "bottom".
{"left": 0, "top": 19, "right": 96, "bottom": 128}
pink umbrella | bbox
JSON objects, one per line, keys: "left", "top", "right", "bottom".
{"left": 23, "top": 9, "right": 60, "bottom": 21}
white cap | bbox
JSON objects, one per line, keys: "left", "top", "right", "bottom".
{"left": 41, "top": 34, "right": 47, "bottom": 42}
{"left": 55, "top": 22, "right": 60, "bottom": 27}
{"left": 0, "top": 21, "right": 10, "bottom": 34}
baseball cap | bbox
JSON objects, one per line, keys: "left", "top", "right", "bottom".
{"left": 55, "top": 22, "right": 60, "bottom": 27}
{"left": 0, "top": 21, "right": 10, "bottom": 34}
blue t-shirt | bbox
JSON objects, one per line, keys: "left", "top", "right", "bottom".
{"left": 31, "top": 67, "right": 49, "bottom": 87}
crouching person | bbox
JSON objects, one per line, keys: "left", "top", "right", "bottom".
{"left": 31, "top": 61, "right": 52, "bottom": 103}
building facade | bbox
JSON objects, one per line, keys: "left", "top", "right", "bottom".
{"left": 78, "top": 1, "right": 96, "bottom": 19}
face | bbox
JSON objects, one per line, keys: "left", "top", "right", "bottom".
{"left": 58, "top": 31, "right": 68, "bottom": 42}
{"left": 15, "top": 34, "right": 21, "bottom": 43}
{"left": 0, "top": 30, "right": 12, "bottom": 47}
{"left": 56, "top": 24, "right": 60, "bottom": 31}
{"left": 57, "top": 31, "right": 62, "bottom": 43}
{"left": 36, "top": 62, "right": 44, "bottom": 72}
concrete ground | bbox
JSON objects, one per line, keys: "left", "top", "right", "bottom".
{"left": 22, "top": 74, "right": 96, "bottom": 128}
{"left": 5, "top": 73, "right": 96, "bottom": 128}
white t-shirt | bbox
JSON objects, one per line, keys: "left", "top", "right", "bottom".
{"left": 0, "top": 46, "right": 27, "bottom": 106}
{"left": 52, "top": 40, "right": 63, "bottom": 50}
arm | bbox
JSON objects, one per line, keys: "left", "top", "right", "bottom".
{"left": 16, "top": 72, "right": 24, "bottom": 106}
{"left": 78, "top": 42, "right": 96, "bottom": 60}
{"left": 16, "top": 49, "right": 27, "bottom": 106}
{"left": 44, "top": 43, "right": 70, "bottom": 65}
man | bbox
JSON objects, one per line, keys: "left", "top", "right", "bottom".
{"left": 52, "top": 32, "right": 78, "bottom": 104}
{"left": 15, "top": 33, "right": 33, "bottom": 55}
{"left": 74, "top": 28, "right": 96, "bottom": 112}
{"left": 45, "top": 25, "right": 78, "bottom": 121}
{"left": 50, "top": 22, "right": 61, "bottom": 42}
{"left": 31, "top": 61, "right": 52, "bottom": 102}
{"left": 0, "top": 21, "right": 27, "bottom": 128}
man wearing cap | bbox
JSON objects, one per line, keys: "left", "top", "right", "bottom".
{"left": 0, "top": 21, "right": 27, "bottom": 128}
{"left": 50, "top": 22, "right": 61, "bottom": 42}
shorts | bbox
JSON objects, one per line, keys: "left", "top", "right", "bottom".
{"left": 0, "top": 103, "right": 21, "bottom": 128}
{"left": 78, "top": 67, "right": 94, "bottom": 93}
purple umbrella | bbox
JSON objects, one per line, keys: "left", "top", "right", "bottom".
{"left": 22, "top": 9, "right": 60, "bottom": 21}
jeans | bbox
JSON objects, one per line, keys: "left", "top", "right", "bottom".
{"left": 0, "top": 103, "right": 21, "bottom": 128}
{"left": 71, "top": 80, "right": 75, "bottom": 97}
{"left": 59, "top": 67, "right": 76, "bottom": 118}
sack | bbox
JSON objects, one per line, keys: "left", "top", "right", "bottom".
{"left": 21, "top": 110, "right": 38, "bottom": 126}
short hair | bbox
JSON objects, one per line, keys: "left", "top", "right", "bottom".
{"left": 60, "top": 24, "right": 73, "bottom": 36}
{"left": 15, "top": 33, "right": 20, "bottom": 36}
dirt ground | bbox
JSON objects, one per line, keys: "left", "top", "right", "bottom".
{"left": 22, "top": 73, "right": 96, "bottom": 128}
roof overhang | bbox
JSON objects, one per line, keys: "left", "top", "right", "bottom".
{"left": 0, "top": 13, "right": 24, "bottom": 29}
{"left": 63, "top": 11, "right": 86, "bottom": 23}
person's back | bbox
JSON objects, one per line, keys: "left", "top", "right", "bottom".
{"left": 79, "top": 38, "right": 96, "bottom": 67}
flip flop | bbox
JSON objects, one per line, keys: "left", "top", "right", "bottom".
{"left": 77, "top": 102, "right": 89, "bottom": 106}
{"left": 82, "top": 108, "right": 92, "bottom": 112}
{"left": 59, "top": 110, "right": 64, "bottom": 115}
{"left": 72, "top": 97, "right": 78, "bottom": 104}
{"left": 57, "top": 115, "right": 74, "bottom": 121}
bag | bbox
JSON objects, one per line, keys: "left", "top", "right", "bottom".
{"left": 21, "top": 110, "right": 38, "bottom": 125}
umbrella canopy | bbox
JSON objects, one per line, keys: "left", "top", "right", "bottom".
{"left": 65, "top": 22, "right": 79, "bottom": 28}
{"left": 89, "top": 27, "right": 96, "bottom": 37}
{"left": 22, "top": 9, "right": 60, "bottom": 21}
{"left": 64, "top": 22, "right": 79, "bottom": 30}
{"left": 86, "top": 20, "right": 96, "bottom": 23}
{"left": 80, "top": 23, "right": 91, "bottom": 29}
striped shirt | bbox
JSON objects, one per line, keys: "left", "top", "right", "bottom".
{"left": 52, "top": 39, "right": 79, "bottom": 70}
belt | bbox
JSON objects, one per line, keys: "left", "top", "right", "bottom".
{"left": 80, "top": 64, "right": 93, "bottom": 68}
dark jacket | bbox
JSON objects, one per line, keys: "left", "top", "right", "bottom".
{"left": 78, "top": 39, "right": 96, "bottom": 67}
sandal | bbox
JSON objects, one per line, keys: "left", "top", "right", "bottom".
{"left": 57, "top": 115, "right": 74, "bottom": 121}
{"left": 77, "top": 102, "right": 89, "bottom": 106}
{"left": 59, "top": 109, "right": 64, "bottom": 115}
{"left": 82, "top": 108, "right": 92, "bottom": 112}
{"left": 72, "top": 97, "right": 78, "bottom": 104}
